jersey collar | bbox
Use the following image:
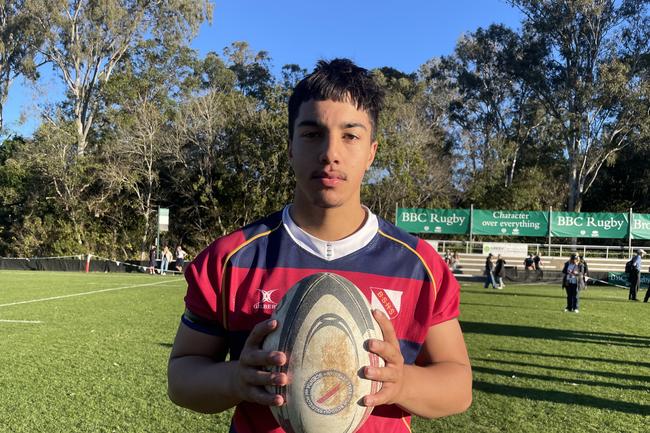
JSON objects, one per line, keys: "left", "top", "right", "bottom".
{"left": 282, "top": 205, "right": 378, "bottom": 261}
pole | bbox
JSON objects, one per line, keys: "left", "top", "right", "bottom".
{"left": 468, "top": 204, "right": 474, "bottom": 255}
{"left": 548, "top": 206, "right": 552, "bottom": 257}
{"left": 628, "top": 207, "right": 633, "bottom": 258}
{"left": 156, "top": 206, "right": 161, "bottom": 260}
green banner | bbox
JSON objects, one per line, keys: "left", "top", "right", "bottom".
{"left": 631, "top": 213, "right": 650, "bottom": 240}
{"left": 608, "top": 272, "right": 650, "bottom": 286}
{"left": 551, "top": 212, "right": 628, "bottom": 239}
{"left": 472, "top": 210, "right": 548, "bottom": 237}
{"left": 395, "top": 208, "right": 470, "bottom": 234}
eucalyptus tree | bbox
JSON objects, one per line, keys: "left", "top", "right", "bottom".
{"left": 28, "top": 0, "right": 212, "bottom": 156}
{"left": 0, "top": 1, "right": 43, "bottom": 132}
{"left": 507, "top": 0, "right": 650, "bottom": 211}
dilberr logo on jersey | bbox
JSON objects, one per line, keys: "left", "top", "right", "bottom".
{"left": 370, "top": 287, "right": 403, "bottom": 319}
{"left": 254, "top": 289, "right": 278, "bottom": 311}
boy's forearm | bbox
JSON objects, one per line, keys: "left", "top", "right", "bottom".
{"left": 395, "top": 361, "right": 472, "bottom": 419}
{"left": 168, "top": 356, "right": 242, "bottom": 413}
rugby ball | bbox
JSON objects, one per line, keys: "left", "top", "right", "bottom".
{"left": 262, "top": 272, "right": 384, "bottom": 433}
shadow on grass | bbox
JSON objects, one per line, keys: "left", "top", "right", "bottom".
{"left": 492, "top": 349, "right": 650, "bottom": 369}
{"left": 474, "top": 358, "right": 650, "bottom": 383}
{"left": 473, "top": 366, "right": 650, "bottom": 392}
{"left": 158, "top": 343, "right": 173, "bottom": 348}
{"left": 473, "top": 380, "right": 649, "bottom": 415}
{"left": 460, "top": 321, "right": 650, "bottom": 348}
{"left": 463, "top": 287, "right": 635, "bottom": 303}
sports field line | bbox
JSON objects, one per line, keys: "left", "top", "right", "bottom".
{"left": 0, "top": 279, "right": 181, "bottom": 309}
{"left": 0, "top": 319, "right": 43, "bottom": 323}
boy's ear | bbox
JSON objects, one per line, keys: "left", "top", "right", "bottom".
{"left": 366, "top": 140, "right": 378, "bottom": 169}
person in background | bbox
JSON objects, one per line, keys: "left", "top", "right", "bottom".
{"left": 523, "top": 254, "right": 535, "bottom": 270}
{"left": 629, "top": 249, "right": 645, "bottom": 301}
{"left": 161, "top": 245, "right": 173, "bottom": 275}
{"left": 563, "top": 253, "right": 585, "bottom": 313}
{"left": 579, "top": 256, "right": 589, "bottom": 289}
{"left": 451, "top": 251, "right": 460, "bottom": 271}
{"left": 493, "top": 254, "right": 506, "bottom": 289}
{"left": 533, "top": 254, "right": 542, "bottom": 270}
{"left": 175, "top": 245, "right": 187, "bottom": 273}
{"left": 484, "top": 253, "right": 497, "bottom": 289}
{"left": 148, "top": 244, "right": 157, "bottom": 275}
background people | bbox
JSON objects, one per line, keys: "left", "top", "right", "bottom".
{"left": 628, "top": 249, "right": 645, "bottom": 301}
{"left": 493, "top": 254, "right": 506, "bottom": 289}
{"left": 161, "top": 245, "right": 172, "bottom": 275}
{"left": 484, "top": 253, "right": 497, "bottom": 289}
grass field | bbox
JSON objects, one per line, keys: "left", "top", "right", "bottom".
{"left": 0, "top": 271, "right": 648, "bottom": 433}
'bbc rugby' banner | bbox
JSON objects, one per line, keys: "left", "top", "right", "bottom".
{"left": 396, "top": 208, "right": 470, "bottom": 235}
{"left": 551, "top": 212, "right": 628, "bottom": 239}
{"left": 631, "top": 213, "right": 650, "bottom": 240}
{"left": 472, "top": 210, "right": 548, "bottom": 237}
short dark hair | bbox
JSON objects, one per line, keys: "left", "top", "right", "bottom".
{"left": 288, "top": 58, "right": 384, "bottom": 140}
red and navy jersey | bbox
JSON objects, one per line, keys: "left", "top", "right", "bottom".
{"left": 182, "top": 207, "right": 460, "bottom": 433}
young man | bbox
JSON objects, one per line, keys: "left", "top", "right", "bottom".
{"left": 167, "top": 59, "right": 472, "bottom": 432}
{"left": 629, "top": 249, "right": 645, "bottom": 301}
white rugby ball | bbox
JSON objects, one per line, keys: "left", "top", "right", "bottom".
{"left": 262, "top": 272, "right": 384, "bottom": 433}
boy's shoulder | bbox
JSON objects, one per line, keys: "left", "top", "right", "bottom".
{"left": 203, "top": 210, "right": 284, "bottom": 257}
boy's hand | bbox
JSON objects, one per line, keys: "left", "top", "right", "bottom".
{"left": 234, "top": 319, "right": 288, "bottom": 406}
{"left": 363, "top": 309, "right": 405, "bottom": 407}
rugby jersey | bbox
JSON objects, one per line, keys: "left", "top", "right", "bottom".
{"left": 182, "top": 206, "right": 460, "bottom": 433}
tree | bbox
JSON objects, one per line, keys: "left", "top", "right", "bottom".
{"left": 363, "top": 67, "right": 456, "bottom": 219}
{"left": 29, "top": 0, "right": 212, "bottom": 155}
{"left": 0, "top": 1, "right": 43, "bottom": 132}
{"left": 508, "top": 0, "right": 650, "bottom": 211}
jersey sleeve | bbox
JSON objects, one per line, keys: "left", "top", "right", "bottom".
{"left": 182, "top": 231, "right": 246, "bottom": 336}
{"left": 416, "top": 239, "right": 461, "bottom": 327}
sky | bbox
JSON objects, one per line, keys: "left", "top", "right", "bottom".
{"left": 4, "top": 0, "right": 523, "bottom": 137}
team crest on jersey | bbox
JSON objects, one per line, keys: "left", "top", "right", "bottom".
{"left": 254, "top": 289, "right": 279, "bottom": 311}
{"left": 370, "top": 287, "right": 402, "bottom": 319}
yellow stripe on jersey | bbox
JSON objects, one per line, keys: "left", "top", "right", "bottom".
{"left": 378, "top": 230, "right": 438, "bottom": 302}
{"left": 220, "top": 222, "right": 283, "bottom": 329}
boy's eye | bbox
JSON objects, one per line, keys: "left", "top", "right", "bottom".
{"left": 344, "top": 133, "right": 359, "bottom": 140}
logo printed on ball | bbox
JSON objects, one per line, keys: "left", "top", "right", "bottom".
{"left": 304, "top": 370, "right": 353, "bottom": 415}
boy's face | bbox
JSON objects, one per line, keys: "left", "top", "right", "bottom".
{"left": 289, "top": 98, "right": 377, "bottom": 210}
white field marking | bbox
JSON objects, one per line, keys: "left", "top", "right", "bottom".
{"left": 0, "top": 319, "right": 43, "bottom": 324}
{"left": 0, "top": 279, "right": 180, "bottom": 309}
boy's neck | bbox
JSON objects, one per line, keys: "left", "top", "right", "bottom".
{"left": 289, "top": 201, "right": 368, "bottom": 242}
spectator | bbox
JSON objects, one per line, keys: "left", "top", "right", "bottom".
{"left": 452, "top": 251, "right": 460, "bottom": 271}
{"left": 148, "top": 245, "right": 157, "bottom": 275}
{"left": 484, "top": 253, "right": 497, "bottom": 289}
{"left": 533, "top": 254, "right": 542, "bottom": 270}
{"left": 563, "top": 253, "right": 585, "bottom": 313}
{"left": 628, "top": 249, "right": 645, "bottom": 301}
{"left": 523, "top": 254, "right": 535, "bottom": 270}
{"left": 160, "top": 245, "right": 173, "bottom": 275}
{"left": 175, "top": 245, "right": 187, "bottom": 273}
{"left": 493, "top": 255, "right": 506, "bottom": 289}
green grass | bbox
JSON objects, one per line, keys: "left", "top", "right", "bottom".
{"left": 0, "top": 272, "right": 648, "bottom": 432}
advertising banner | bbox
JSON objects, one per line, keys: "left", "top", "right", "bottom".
{"left": 631, "top": 213, "right": 650, "bottom": 240}
{"left": 608, "top": 272, "right": 650, "bottom": 286}
{"left": 396, "top": 208, "right": 470, "bottom": 234}
{"left": 482, "top": 242, "right": 529, "bottom": 257}
{"left": 472, "top": 210, "right": 548, "bottom": 237}
{"left": 158, "top": 208, "right": 170, "bottom": 232}
{"left": 551, "top": 212, "right": 628, "bottom": 239}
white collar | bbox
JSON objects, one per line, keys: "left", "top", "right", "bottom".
{"left": 282, "top": 205, "right": 378, "bottom": 261}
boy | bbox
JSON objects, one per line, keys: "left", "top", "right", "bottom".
{"left": 167, "top": 59, "right": 472, "bottom": 432}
